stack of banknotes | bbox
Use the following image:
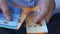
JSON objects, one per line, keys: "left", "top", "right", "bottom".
{"left": 0, "top": 6, "right": 22, "bottom": 30}
{"left": 0, "top": 6, "right": 48, "bottom": 33}
{"left": 0, "top": 0, "right": 48, "bottom": 33}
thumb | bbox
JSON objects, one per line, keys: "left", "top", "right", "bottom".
{"left": 33, "top": 6, "right": 47, "bottom": 25}
{"left": 0, "top": 0, "right": 12, "bottom": 20}
{"left": 34, "top": 15, "right": 42, "bottom": 25}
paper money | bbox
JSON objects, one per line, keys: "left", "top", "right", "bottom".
{"left": 0, "top": 6, "right": 21, "bottom": 30}
{"left": 25, "top": 10, "right": 48, "bottom": 33}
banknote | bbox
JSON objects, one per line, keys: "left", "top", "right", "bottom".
{"left": 0, "top": 6, "right": 22, "bottom": 30}
{"left": 25, "top": 9, "right": 48, "bottom": 33}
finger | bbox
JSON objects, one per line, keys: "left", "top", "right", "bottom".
{"left": 34, "top": 15, "right": 42, "bottom": 25}
{"left": 0, "top": 0, "right": 12, "bottom": 20}
{"left": 33, "top": 6, "right": 43, "bottom": 25}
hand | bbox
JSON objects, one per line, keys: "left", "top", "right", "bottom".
{"left": 34, "top": 0, "right": 55, "bottom": 24}
{"left": 0, "top": 0, "right": 12, "bottom": 20}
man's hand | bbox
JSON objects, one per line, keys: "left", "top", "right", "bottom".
{"left": 34, "top": 0, "right": 55, "bottom": 24}
{"left": 0, "top": 0, "right": 12, "bottom": 20}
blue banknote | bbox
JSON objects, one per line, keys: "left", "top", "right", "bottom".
{"left": 0, "top": 6, "right": 21, "bottom": 29}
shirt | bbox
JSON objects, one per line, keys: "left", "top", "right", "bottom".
{"left": 53, "top": 0, "right": 60, "bottom": 15}
{"left": 7, "top": 0, "right": 38, "bottom": 7}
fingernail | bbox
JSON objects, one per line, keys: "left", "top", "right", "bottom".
{"left": 36, "top": 20, "right": 41, "bottom": 25}
{"left": 34, "top": 19, "right": 41, "bottom": 25}
{"left": 6, "top": 16, "right": 12, "bottom": 21}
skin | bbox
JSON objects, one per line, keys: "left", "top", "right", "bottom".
{"left": 34, "top": 0, "right": 55, "bottom": 23}
{"left": 0, "top": 0, "right": 55, "bottom": 23}
{"left": 0, "top": 0, "right": 12, "bottom": 20}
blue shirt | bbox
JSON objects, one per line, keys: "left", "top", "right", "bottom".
{"left": 7, "top": 0, "right": 38, "bottom": 7}
{"left": 53, "top": 0, "right": 60, "bottom": 14}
